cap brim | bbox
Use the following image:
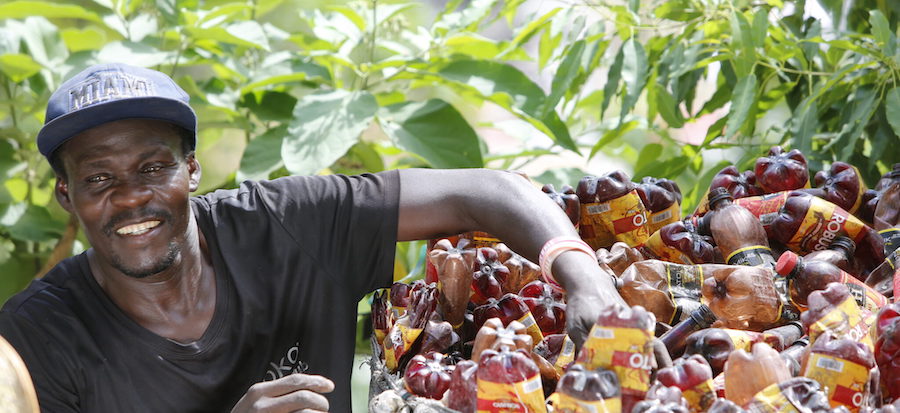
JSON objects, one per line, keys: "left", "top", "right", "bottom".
{"left": 37, "top": 96, "right": 197, "bottom": 158}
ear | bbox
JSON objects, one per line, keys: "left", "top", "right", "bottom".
{"left": 55, "top": 177, "right": 73, "bottom": 214}
{"left": 187, "top": 153, "right": 201, "bottom": 192}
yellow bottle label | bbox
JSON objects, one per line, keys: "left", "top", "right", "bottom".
{"left": 477, "top": 374, "right": 547, "bottom": 413}
{"left": 787, "top": 197, "right": 867, "bottom": 254}
{"left": 551, "top": 392, "right": 621, "bottom": 413}
{"left": 802, "top": 353, "right": 870, "bottom": 411}
{"left": 839, "top": 273, "right": 890, "bottom": 314}
{"left": 466, "top": 231, "right": 502, "bottom": 249}
{"left": 600, "top": 189, "right": 651, "bottom": 247}
{"left": 748, "top": 382, "right": 803, "bottom": 413}
{"left": 682, "top": 379, "right": 716, "bottom": 411}
{"left": 516, "top": 312, "right": 544, "bottom": 348}
{"left": 643, "top": 230, "right": 694, "bottom": 264}
{"left": 579, "top": 325, "right": 653, "bottom": 394}
{"left": 647, "top": 202, "right": 681, "bottom": 234}
{"left": 553, "top": 335, "right": 576, "bottom": 375}
{"left": 383, "top": 324, "right": 423, "bottom": 371}
{"left": 722, "top": 329, "right": 761, "bottom": 351}
{"left": 664, "top": 263, "right": 704, "bottom": 324}
{"left": 807, "top": 296, "right": 873, "bottom": 350}
{"left": 580, "top": 203, "right": 616, "bottom": 250}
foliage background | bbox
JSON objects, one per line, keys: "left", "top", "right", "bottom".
{"left": 1, "top": 0, "right": 899, "bottom": 408}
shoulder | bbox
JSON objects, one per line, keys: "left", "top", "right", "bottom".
{"left": 1, "top": 254, "right": 85, "bottom": 320}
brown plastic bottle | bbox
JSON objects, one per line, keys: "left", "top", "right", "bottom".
{"left": 658, "top": 304, "right": 717, "bottom": 358}
{"left": 723, "top": 343, "right": 792, "bottom": 407}
{"left": 764, "top": 191, "right": 885, "bottom": 276}
{"left": 683, "top": 325, "right": 802, "bottom": 376}
{"left": 551, "top": 364, "right": 622, "bottom": 413}
{"left": 799, "top": 161, "right": 870, "bottom": 216}
{"left": 874, "top": 180, "right": 900, "bottom": 256}
{"left": 641, "top": 219, "right": 717, "bottom": 265}
{"left": 802, "top": 331, "right": 875, "bottom": 412}
{"left": 804, "top": 235, "right": 858, "bottom": 274}
{"left": 702, "top": 187, "right": 776, "bottom": 269}
{"left": 616, "top": 260, "right": 719, "bottom": 325}
{"left": 636, "top": 176, "right": 683, "bottom": 234}
{"left": 775, "top": 251, "right": 889, "bottom": 314}
{"left": 780, "top": 337, "right": 810, "bottom": 377}
{"left": 700, "top": 264, "right": 782, "bottom": 330}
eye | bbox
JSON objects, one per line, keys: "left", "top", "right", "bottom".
{"left": 142, "top": 165, "right": 162, "bottom": 173}
{"left": 86, "top": 175, "right": 109, "bottom": 184}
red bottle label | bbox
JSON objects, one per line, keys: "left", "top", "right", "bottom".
{"left": 735, "top": 191, "right": 790, "bottom": 219}
{"left": 579, "top": 325, "right": 653, "bottom": 395}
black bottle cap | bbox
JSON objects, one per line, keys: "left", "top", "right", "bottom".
{"left": 829, "top": 236, "right": 856, "bottom": 256}
{"left": 707, "top": 187, "right": 733, "bottom": 207}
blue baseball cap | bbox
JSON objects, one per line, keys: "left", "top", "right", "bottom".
{"left": 37, "top": 63, "right": 197, "bottom": 159}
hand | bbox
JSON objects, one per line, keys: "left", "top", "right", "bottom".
{"left": 231, "top": 373, "right": 335, "bottom": 413}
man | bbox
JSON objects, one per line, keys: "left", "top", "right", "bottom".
{"left": 0, "top": 63, "right": 624, "bottom": 412}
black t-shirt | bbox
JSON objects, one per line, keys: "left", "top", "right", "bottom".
{"left": 0, "top": 171, "right": 400, "bottom": 412}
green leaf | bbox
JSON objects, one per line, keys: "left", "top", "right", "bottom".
{"left": 620, "top": 38, "right": 648, "bottom": 119}
{"left": 437, "top": 60, "right": 577, "bottom": 152}
{"left": 791, "top": 96, "right": 817, "bottom": 155}
{"left": 654, "top": 83, "right": 684, "bottom": 127}
{"left": 533, "top": 167, "right": 587, "bottom": 188}
{"left": 869, "top": 10, "right": 892, "bottom": 55}
{"left": 238, "top": 125, "right": 287, "bottom": 182}
{"left": 724, "top": 74, "right": 757, "bottom": 139}
{"left": 590, "top": 120, "right": 639, "bottom": 158}
{"left": 378, "top": 99, "right": 483, "bottom": 169}
{"left": 0, "top": 53, "right": 41, "bottom": 82}
{"left": 886, "top": 88, "right": 900, "bottom": 139}
{"left": 282, "top": 90, "right": 377, "bottom": 176}
{"left": 6, "top": 204, "right": 64, "bottom": 242}
{"left": 60, "top": 27, "right": 106, "bottom": 52}
{"left": 601, "top": 45, "right": 624, "bottom": 117}
{"left": 635, "top": 143, "right": 663, "bottom": 173}
{"left": 654, "top": 0, "right": 700, "bottom": 21}
{"left": 239, "top": 90, "right": 297, "bottom": 122}
{"left": 505, "top": 8, "right": 560, "bottom": 52}
{"left": 729, "top": 11, "right": 755, "bottom": 77}
{"left": 186, "top": 22, "right": 270, "bottom": 50}
{"left": 0, "top": 1, "right": 104, "bottom": 24}
{"left": 545, "top": 40, "right": 586, "bottom": 117}
{"left": 751, "top": 9, "right": 767, "bottom": 49}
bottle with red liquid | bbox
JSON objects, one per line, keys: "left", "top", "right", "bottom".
{"left": 642, "top": 219, "right": 718, "bottom": 265}
{"left": 799, "top": 161, "right": 870, "bottom": 218}
{"left": 577, "top": 303, "right": 656, "bottom": 413}
{"left": 701, "top": 187, "right": 776, "bottom": 269}
{"left": 659, "top": 304, "right": 718, "bottom": 358}
{"left": 390, "top": 282, "right": 413, "bottom": 320}
{"left": 519, "top": 281, "right": 567, "bottom": 336}
{"left": 534, "top": 334, "right": 576, "bottom": 376}
{"left": 764, "top": 191, "right": 886, "bottom": 276}
{"left": 473, "top": 293, "right": 544, "bottom": 346}
{"left": 804, "top": 235, "right": 859, "bottom": 274}
{"left": 444, "top": 359, "right": 478, "bottom": 413}
{"left": 683, "top": 324, "right": 802, "bottom": 376}
{"left": 428, "top": 238, "right": 475, "bottom": 328}
{"left": 656, "top": 354, "right": 717, "bottom": 411}
{"left": 800, "top": 283, "right": 873, "bottom": 350}
{"left": 576, "top": 170, "right": 651, "bottom": 249}
{"left": 476, "top": 347, "right": 547, "bottom": 413}
{"left": 550, "top": 364, "right": 622, "bottom": 412}
{"left": 754, "top": 146, "right": 810, "bottom": 194}
{"left": 723, "top": 343, "right": 793, "bottom": 407}
{"left": 542, "top": 183, "right": 580, "bottom": 227}
{"left": 372, "top": 290, "right": 391, "bottom": 354}
{"left": 873, "top": 301, "right": 900, "bottom": 402}
{"left": 775, "top": 251, "right": 888, "bottom": 315}
{"left": 637, "top": 176, "right": 683, "bottom": 234}
{"left": 801, "top": 332, "right": 875, "bottom": 412}
{"left": 470, "top": 247, "right": 510, "bottom": 305}
{"left": 693, "top": 165, "right": 763, "bottom": 216}
{"left": 403, "top": 351, "right": 455, "bottom": 400}
{"left": 700, "top": 264, "right": 782, "bottom": 330}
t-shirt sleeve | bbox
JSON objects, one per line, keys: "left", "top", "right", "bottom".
{"left": 0, "top": 311, "right": 81, "bottom": 412}
{"left": 251, "top": 170, "right": 400, "bottom": 299}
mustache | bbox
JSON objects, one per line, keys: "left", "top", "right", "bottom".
{"left": 103, "top": 208, "right": 173, "bottom": 236}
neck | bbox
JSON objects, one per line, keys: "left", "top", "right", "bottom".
{"left": 88, "top": 213, "right": 216, "bottom": 343}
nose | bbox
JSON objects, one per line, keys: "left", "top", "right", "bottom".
{"left": 109, "top": 180, "right": 153, "bottom": 209}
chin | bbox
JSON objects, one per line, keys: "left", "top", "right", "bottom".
{"left": 112, "top": 242, "right": 181, "bottom": 279}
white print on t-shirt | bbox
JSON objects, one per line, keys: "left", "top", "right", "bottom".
{"left": 265, "top": 342, "right": 309, "bottom": 381}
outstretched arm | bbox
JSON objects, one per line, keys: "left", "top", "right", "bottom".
{"left": 397, "top": 168, "right": 626, "bottom": 348}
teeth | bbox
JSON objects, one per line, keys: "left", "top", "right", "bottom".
{"left": 116, "top": 220, "right": 160, "bottom": 236}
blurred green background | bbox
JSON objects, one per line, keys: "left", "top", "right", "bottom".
{"left": 1, "top": 0, "right": 899, "bottom": 409}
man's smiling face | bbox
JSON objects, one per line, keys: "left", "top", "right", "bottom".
{"left": 55, "top": 118, "right": 200, "bottom": 279}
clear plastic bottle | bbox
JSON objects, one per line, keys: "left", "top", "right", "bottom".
{"left": 702, "top": 187, "right": 776, "bottom": 269}
{"left": 723, "top": 343, "right": 792, "bottom": 406}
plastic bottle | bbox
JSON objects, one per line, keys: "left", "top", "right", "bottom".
{"left": 637, "top": 176, "right": 683, "bottom": 234}
{"left": 702, "top": 187, "right": 776, "bottom": 269}
{"left": 596, "top": 241, "right": 645, "bottom": 276}
{"left": 800, "top": 283, "right": 872, "bottom": 350}
{"left": 804, "top": 235, "right": 859, "bottom": 274}
{"left": 403, "top": 351, "right": 455, "bottom": 400}
{"left": 577, "top": 304, "right": 656, "bottom": 413}
{"left": 471, "top": 318, "right": 532, "bottom": 364}
{"left": 656, "top": 354, "right": 717, "bottom": 412}
{"left": 874, "top": 180, "right": 900, "bottom": 256}
{"left": 494, "top": 243, "right": 541, "bottom": 295}
{"left": 428, "top": 238, "right": 475, "bottom": 328}
{"left": 799, "top": 161, "right": 870, "bottom": 217}
{"left": 541, "top": 183, "right": 580, "bottom": 227}
{"left": 534, "top": 334, "right": 576, "bottom": 376}
{"left": 444, "top": 359, "right": 478, "bottom": 413}
{"left": 576, "top": 170, "right": 651, "bottom": 249}
{"left": 683, "top": 325, "right": 801, "bottom": 376}
{"left": 470, "top": 247, "right": 510, "bottom": 305}
{"left": 775, "top": 251, "right": 888, "bottom": 314}
{"left": 659, "top": 304, "right": 718, "bottom": 358}
{"left": 473, "top": 294, "right": 543, "bottom": 347}
{"left": 519, "top": 281, "right": 566, "bottom": 336}
{"left": 754, "top": 146, "right": 810, "bottom": 194}
{"left": 692, "top": 165, "right": 763, "bottom": 216}
{"left": 642, "top": 219, "right": 718, "bottom": 265}
{"left": 723, "top": 343, "right": 792, "bottom": 406}
{"left": 550, "top": 364, "right": 622, "bottom": 413}
{"left": 802, "top": 332, "right": 875, "bottom": 412}
{"left": 700, "top": 264, "right": 782, "bottom": 330}
{"left": 873, "top": 302, "right": 900, "bottom": 402}
{"left": 616, "top": 260, "right": 720, "bottom": 325}
{"left": 780, "top": 337, "right": 810, "bottom": 377}
{"left": 744, "top": 377, "right": 832, "bottom": 412}
{"left": 764, "top": 191, "right": 886, "bottom": 276}
{"left": 476, "top": 347, "right": 547, "bottom": 413}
